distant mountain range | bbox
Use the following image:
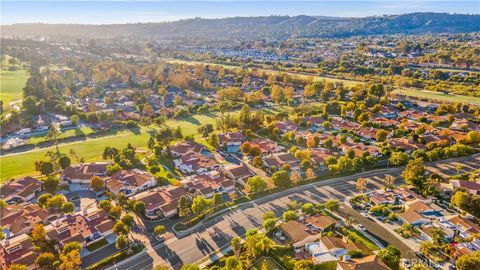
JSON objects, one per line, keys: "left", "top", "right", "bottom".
{"left": 1, "top": 13, "right": 479, "bottom": 41}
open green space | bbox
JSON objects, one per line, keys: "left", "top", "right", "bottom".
{"left": 166, "top": 58, "right": 364, "bottom": 87}
{"left": 27, "top": 126, "right": 96, "bottom": 144}
{"left": 0, "top": 56, "right": 29, "bottom": 111}
{"left": 0, "top": 111, "right": 238, "bottom": 181}
{"left": 393, "top": 88, "right": 480, "bottom": 105}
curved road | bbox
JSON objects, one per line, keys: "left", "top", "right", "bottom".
{"left": 107, "top": 154, "right": 480, "bottom": 270}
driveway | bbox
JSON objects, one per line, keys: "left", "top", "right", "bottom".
{"left": 107, "top": 153, "right": 480, "bottom": 270}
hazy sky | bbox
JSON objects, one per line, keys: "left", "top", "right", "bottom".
{"left": 2, "top": 1, "right": 479, "bottom": 25}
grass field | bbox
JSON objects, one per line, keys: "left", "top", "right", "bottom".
{"left": 393, "top": 88, "right": 480, "bottom": 105}
{"left": 0, "top": 111, "right": 238, "bottom": 181}
{"left": 166, "top": 58, "right": 363, "bottom": 87}
{"left": 0, "top": 59, "right": 29, "bottom": 111}
{"left": 27, "top": 126, "right": 96, "bottom": 144}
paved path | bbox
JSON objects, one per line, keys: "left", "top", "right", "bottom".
{"left": 106, "top": 154, "right": 480, "bottom": 270}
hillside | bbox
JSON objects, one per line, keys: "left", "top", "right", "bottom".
{"left": 1, "top": 13, "right": 479, "bottom": 41}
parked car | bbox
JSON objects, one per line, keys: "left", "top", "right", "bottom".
{"left": 358, "top": 224, "right": 366, "bottom": 231}
{"left": 400, "top": 258, "right": 412, "bottom": 269}
{"left": 361, "top": 212, "right": 369, "bottom": 218}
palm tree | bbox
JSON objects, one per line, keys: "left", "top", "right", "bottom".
{"left": 345, "top": 216, "right": 354, "bottom": 227}
{"left": 455, "top": 164, "right": 464, "bottom": 174}
{"left": 384, "top": 175, "right": 396, "bottom": 190}
{"left": 356, "top": 178, "right": 367, "bottom": 193}
{"left": 257, "top": 235, "right": 274, "bottom": 255}
{"left": 231, "top": 237, "right": 242, "bottom": 259}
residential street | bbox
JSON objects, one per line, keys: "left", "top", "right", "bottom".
{"left": 107, "top": 153, "right": 480, "bottom": 270}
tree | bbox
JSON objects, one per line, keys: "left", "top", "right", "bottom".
{"left": 389, "top": 151, "right": 410, "bottom": 166}
{"left": 40, "top": 161, "right": 54, "bottom": 176}
{"left": 376, "top": 129, "right": 388, "bottom": 142}
{"left": 282, "top": 210, "right": 298, "bottom": 221}
{"left": 246, "top": 176, "right": 268, "bottom": 194}
{"left": 37, "top": 193, "right": 52, "bottom": 208}
{"left": 121, "top": 214, "right": 135, "bottom": 227}
{"left": 263, "top": 218, "right": 277, "bottom": 232}
{"left": 225, "top": 256, "right": 240, "bottom": 270}
{"left": 47, "top": 125, "right": 60, "bottom": 152}
{"left": 305, "top": 168, "right": 316, "bottom": 181}
{"left": 89, "top": 176, "right": 104, "bottom": 191}
{"left": 301, "top": 203, "right": 315, "bottom": 215}
{"left": 384, "top": 175, "right": 396, "bottom": 189}
{"left": 113, "top": 221, "right": 130, "bottom": 235}
{"left": 58, "top": 249, "right": 81, "bottom": 270}
{"left": 133, "top": 201, "right": 145, "bottom": 214}
{"left": 115, "top": 234, "right": 129, "bottom": 250}
{"left": 178, "top": 196, "right": 190, "bottom": 218}
{"left": 262, "top": 211, "right": 275, "bottom": 221}
{"left": 43, "top": 176, "right": 60, "bottom": 193}
{"left": 378, "top": 245, "right": 401, "bottom": 270}
{"left": 8, "top": 264, "right": 28, "bottom": 270}
{"left": 294, "top": 260, "right": 314, "bottom": 270}
{"left": 208, "top": 133, "right": 219, "bottom": 148}
{"left": 325, "top": 199, "right": 339, "bottom": 213}
{"left": 272, "top": 170, "right": 291, "bottom": 188}
{"left": 290, "top": 171, "right": 302, "bottom": 185}
{"left": 62, "top": 202, "right": 75, "bottom": 213}
{"left": 456, "top": 164, "right": 464, "bottom": 174}
{"left": 62, "top": 241, "right": 81, "bottom": 255}
{"left": 154, "top": 225, "right": 166, "bottom": 236}
{"left": 70, "top": 115, "right": 80, "bottom": 125}
{"left": 32, "top": 223, "right": 46, "bottom": 243}
{"left": 356, "top": 178, "right": 367, "bottom": 194}
{"left": 212, "top": 193, "right": 222, "bottom": 207}
{"left": 231, "top": 237, "right": 242, "bottom": 259}
{"left": 58, "top": 156, "right": 71, "bottom": 170}
{"left": 100, "top": 200, "right": 113, "bottom": 212}
{"left": 456, "top": 251, "right": 480, "bottom": 270}
{"left": 152, "top": 265, "right": 170, "bottom": 270}
{"left": 35, "top": 252, "right": 56, "bottom": 270}
{"left": 191, "top": 196, "right": 211, "bottom": 216}
{"left": 402, "top": 158, "right": 426, "bottom": 189}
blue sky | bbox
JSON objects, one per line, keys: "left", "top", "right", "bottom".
{"left": 2, "top": 1, "right": 479, "bottom": 25}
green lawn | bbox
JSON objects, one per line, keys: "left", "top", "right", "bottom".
{"left": 393, "top": 88, "right": 480, "bottom": 105}
{"left": 0, "top": 66, "right": 29, "bottom": 111}
{"left": 166, "top": 58, "right": 363, "bottom": 87}
{"left": 27, "top": 126, "right": 96, "bottom": 144}
{"left": 0, "top": 111, "right": 232, "bottom": 181}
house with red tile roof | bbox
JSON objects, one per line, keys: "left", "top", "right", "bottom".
{"left": 337, "top": 254, "right": 390, "bottom": 270}
{"left": 44, "top": 208, "right": 114, "bottom": 249}
{"left": 222, "top": 163, "right": 256, "bottom": 186}
{"left": 1, "top": 204, "right": 53, "bottom": 239}
{"left": 61, "top": 162, "right": 111, "bottom": 183}
{"left": 0, "top": 177, "right": 42, "bottom": 203}
{"left": 262, "top": 152, "right": 300, "bottom": 172}
{"left": 182, "top": 170, "right": 235, "bottom": 198}
{"left": 105, "top": 169, "right": 156, "bottom": 196}
{"left": 274, "top": 120, "right": 299, "bottom": 134}
{"left": 218, "top": 132, "right": 246, "bottom": 149}
{"left": 0, "top": 233, "right": 37, "bottom": 270}
{"left": 249, "top": 138, "right": 283, "bottom": 155}
{"left": 132, "top": 186, "right": 189, "bottom": 218}
{"left": 169, "top": 140, "right": 205, "bottom": 158}
{"left": 174, "top": 151, "right": 219, "bottom": 175}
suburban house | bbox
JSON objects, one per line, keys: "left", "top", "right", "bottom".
{"left": 182, "top": 170, "right": 235, "bottom": 198}
{"left": 249, "top": 138, "right": 283, "bottom": 156}
{"left": 279, "top": 220, "right": 312, "bottom": 243}
{"left": 0, "top": 177, "right": 42, "bottom": 203}
{"left": 0, "top": 233, "right": 37, "bottom": 270}
{"left": 304, "top": 236, "right": 371, "bottom": 265}
{"left": 169, "top": 140, "right": 205, "bottom": 158}
{"left": 45, "top": 208, "right": 115, "bottom": 249}
{"left": 262, "top": 152, "right": 301, "bottom": 172}
{"left": 304, "top": 215, "right": 337, "bottom": 233}
{"left": 398, "top": 200, "right": 443, "bottom": 226}
{"left": 218, "top": 132, "right": 246, "bottom": 151}
{"left": 309, "top": 148, "right": 333, "bottom": 168}
{"left": 448, "top": 180, "right": 480, "bottom": 195}
{"left": 61, "top": 162, "right": 111, "bottom": 183}
{"left": 174, "top": 151, "right": 219, "bottom": 175}
{"left": 222, "top": 163, "right": 256, "bottom": 185}
{"left": 105, "top": 169, "right": 156, "bottom": 196}
{"left": 0, "top": 204, "right": 52, "bottom": 239}
{"left": 446, "top": 215, "right": 480, "bottom": 239}
{"left": 419, "top": 223, "right": 455, "bottom": 242}
{"left": 274, "top": 120, "right": 299, "bottom": 134}
{"left": 132, "top": 186, "right": 188, "bottom": 218}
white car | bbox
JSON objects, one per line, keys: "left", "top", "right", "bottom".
{"left": 358, "top": 224, "right": 366, "bottom": 231}
{"left": 400, "top": 258, "right": 412, "bottom": 269}
{"left": 361, "top": 212, "right": 369, "bottom": 218}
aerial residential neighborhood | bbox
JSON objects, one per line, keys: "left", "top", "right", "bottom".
{"left": 1, "top": 1, "right": 480, "bottom": 270}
